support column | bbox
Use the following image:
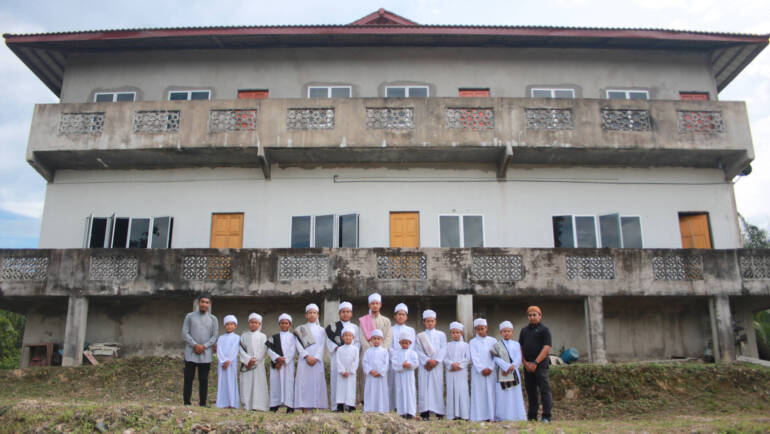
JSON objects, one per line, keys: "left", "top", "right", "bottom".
{"left": 62, "top": 296, "right": 89, "bottom": 367}
{"left": 323, "top": 297, "right": 340, "bottom": 327}
{"left": 709, "top": 295, "right": 736, "bottom": 363}
{"left": 584, "top": 296, "right": 607, "bottom": 365}
{"left": 457, "top": 294, "right": 474, "bottom": 341}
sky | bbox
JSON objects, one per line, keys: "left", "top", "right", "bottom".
{"left": 0, "top": 0, "right": 768, "bottom": 248}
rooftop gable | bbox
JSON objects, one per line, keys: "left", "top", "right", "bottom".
{"left": 349, "top": 8, "right": 419, "bottom": 26}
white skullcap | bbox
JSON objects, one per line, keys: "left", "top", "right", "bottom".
{"left": 499, "top": 321, "right": 514, "bottom": 331}
{"left": 394, "top": 303, "right": 408, "bottom": 314}
{"left": 278, "top": 313, "right": 292, "bottom": 323}
{"left": 371, "top": 329, "right": 383, "bottom": 338}
{"left": 422, "top": 309, "right": 436, "bottom": 320}
{"left": 248, "top": 313, "right": 262, "bottom": 322}
{"left": 368, "top": 293, "right": 382, "bottom": 304}
{"left": 338, "top": 301, "right": 352, "bottom": 312}
{"left": 449, "top": 321, "right": 464, "bottom": 331}
{"left": 223, "top": 315, "right": 237, "bottom": 326}
{"left": 305, "top": 303, "right": 319, "bottom": 313}
{"left": 473, "top": 318, "right": 487, "bottom": 328}
{"left": 398, "top": 330, "right": 414, "bottom": 342}
{"left": 342, "top": 325, "right": 356, "bottom": 335}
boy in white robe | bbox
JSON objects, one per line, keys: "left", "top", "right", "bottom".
{"left": 391, "top": 330, "right": 418, "bottom": 419}
{"left": 415, "top": 309, "right": 446, "bottom": 420}
{"left": 335, "top": 325, "right": 359, "bottom": 412}
{"left": 239, "top": 313, "right": 269, "bottom": 411}
{"left": 493, "top": 321, "right": 527, "bottom": 422}
{"left": 389, "top": 302, "right": 415, "bottom": 411}
{"left": 216, "top": 315, "right": 240, "bottom": 409}
{"left": 444, "top": 321, "right": 470, "bottom": 420}
{"left": 363, "top": 329, "right": 389, "bottom": 413}
{"left": 268, "top": 313, "right": 296, "bottom": 413}
{"left": 469, "top": 318, "right": 497, "bottom": 422}
{"left": 327, "top": 301, "right": 360, "bottom": 411}
{"left": 294, "top": 303, "right": 328, "bottom": 411}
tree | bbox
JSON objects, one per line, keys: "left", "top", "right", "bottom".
{"left": 0, "top": 309, "right": 26, "bottom": 369}
{"left": 738, "top": 214, "right": 770, "bottom": 248}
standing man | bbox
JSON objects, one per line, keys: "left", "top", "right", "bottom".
{"left": 182, "top": 294, "right": 218, "bottom": 406}
{"left": 518, "top": 306, "right": 553, "bottom": 423}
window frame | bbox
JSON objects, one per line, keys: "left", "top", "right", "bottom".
{"left": 94, "top": 92, "right": 136, "bottom": 102}
{"left": 167, "top": 90, "right": 211, "bottom": 101}
{"left": 290, "top": 213, "right": 360, "bottom": 248}
{"left": 84, "top": 215, "right": 173, "bottom": 248}
{"left": 552, "top": 214, "right": 643, "bottom": 248}
{"left": 385, "top": 85, "right": 430, "bottom": 98}
{"left": 307, "top": 86, "right": 352, "bottom": 99}
{"left": 606, "top": 89, "right": 650, "bottom": 100}
{"left": 530, "top": 88, "right": 576, "bottom": 99}
{"left": 438, "top": 214, "right": 485, "bottom": 248}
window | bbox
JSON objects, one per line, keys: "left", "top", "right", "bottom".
{"left": 94, "top": 92, "right": 135, "bottom": 102}
{"left": 84, "top": 215, "right": 173, "bottom": 248}
{"left": 385, "top": 86, "right": 429, "bottom": 98}
{"left": 553, "top": 214, "right": 642, "bottom": 248}
{"left": 307, "top": 86, "right": 351, "bottom": 98}
{"left": 459, "top": 88, "right": 490, "bottom": 98}
{"left": 679, "top": 92, "right": 709, "bottom": 101}
{"left": 291, "top": 214, "right": 359, "bottom": 248}
{"left": 168, "top": 90, "right": 211, "bottom": 101}
{"left": 238, "top": 89, "right": 269, "bottom": 99}
{"left": 439, "top": 215, "right": 484, "bottom": 247}
{"left": 531, "top": 88, "right": 575, "bottom": 99}
{"left": 606, "top": 90, "right": 649, "bottom": 100}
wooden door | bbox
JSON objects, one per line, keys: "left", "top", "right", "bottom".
{"left": 237, "top": 90, "right": 268, "bottom": 99}
{"left": 679, "top": 213, "right": 712, "bottom": 249}
{"left": 459, "top": 88, "right": 490, "bottom": 97}
{"left": 211, "top": 213, "right": 244, "bottom": 248}
{"left": 679, "top": 92, "right": 709, "bottom": 101}
{"left": 390, "top": 212, "right": 419, "bottom": 247}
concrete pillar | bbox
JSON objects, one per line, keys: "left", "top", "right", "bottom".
{"left": 457, "top": 294, "right": 474, "bottom": 340}
{"left": 709, "top": 295, "right": 736, "bottom": 363}
{"left": 323, "top": 297, "right": 340, "bottom": 327}
{"left": 584, "top": 296, "right": 608, "bottom": 365}
{"left": 62, "top": 296, "right": 89, "bottom": 367}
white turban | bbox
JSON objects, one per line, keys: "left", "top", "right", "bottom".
{"left": 342, "top": 325, "right": 356, "bottom": 335}
{"left": 449, "top": 321, "right": 464, "bottom": 331}
{"left": 371, "top": 329, "right": 383, "bottom": 338}
{"left": 394, "top": 303, "right": 408, "bottom": 314}
{"left": 223, "top": 315, "right": 237, "bottom": 326}
{"left": 248, "top": 313, "right": 262, "bottom": 322}
{"left": 473, "top": 318, "right": 487, "bottom": 328}
{"left": 368, "top": 293, "right": 382, "bottom": 304}
{"left": 338, "top": 301, "right": 352, "bottom": 312}
{"left": 278, "top": 313, "right": 292, "bottom": 323}
{"left": 305, "top": 303, "right": 319, "bottom": 313}
{"left": 499, "top": 320, "right": 514, "bottom": 331}
{"left": 398, "top": 330, "right": 414, "bottom": 342}
{"left": 422, "top": 309, "right": 436, "bottom": 320}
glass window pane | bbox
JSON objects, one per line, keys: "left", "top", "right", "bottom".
{"left": 607, "top": 91, "right": 627, "bottom": 99}
{"left": 554, "top": 89, "right": 574, "bottom": 99}
{"left": 315, "top": 215, "right": 334, "bottom": 248}
{"left": 308, "top": 87, "right": 327, "bottom": 98}
{"left": 151, "top": 217, "right": 171, "bottom": 248}
{"left": 440, "top": 216, "right": 461, "bottom": 247}
{"left": 112, "top": 218, "right": 129, "bottom": 248}
{"left": 291, "top": 216, "right": 311, "bottom": 248}
{"left": 339, "top": 214, "right": 358, "bottom": 248}
{"left": 629, "top": 91, "right": 649, "bottom": 100}
{"left": 89, "top": 218, "right": 107, "bottom": 248}
{"left": 190, "top": 91, "right": 210, "bottom": 100}
{"left": 575, "top": 216, "right": 597, "bottom": 247}
{"left": 463, "top": 216, "right": 484, "bottom": 247}
{"left": 621, "top": 217, "right": 643, "bottom": 248}
{"left": 95, "top": 93, "right": 114, "bottom": 102}
{"left": 128, "top": 218, "right": 150, "bottom": 248}
{"left": 386, "top": 87, "right": 406, "bottom": 98}
{"left": 532, "top": 89, "right": 552, "bottom": 98}
{"left": 330, "top": 87, "right": 350, "bottom": 98}
{"left": 169, "top": 92, "right": 188, "bottom": 100}
{"left": 408, "top": 87, "right": 428, "bottom": 98}
{"left": 599, "top": 214, "right": 621, "bottom": 248}
{"left": 116, "top": 93, "right": 135, "bottom": 102}
{"left": 552, "top": 216, "right": 574, "bottom": 248}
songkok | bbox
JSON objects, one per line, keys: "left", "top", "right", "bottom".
{"left": 223, "top": 315, "right": 238, "bottom": 326}
{"left": 499, "top": 321, "right": 514, "bottom": 331}
{"left": 394, "top": 303, "right": 409, "bottom": 314}
{"left": 278, "top": 313, "right": 293, "bottom": 323}
{"left": 248, "top": 313, "right": 262, "bottom": 322}
{"left": 306, "top": 303, "right": 320, "bottom": 313}
{"left": 473, "top": 318, "right": 487, "bottom": 328}
{"left": 338, "top": 301, "right": 353, "bottom": 312}
{"left": 527, "top": 306, "right": 543, "bottom": 316}
{"left": 368, "top": 293, "right": 382, "bottom": 304}
{"left": 422, "top": 309, "right": 437, "bottom": 320}
{"left": 449, "top": 321, "right": 464, "bottom": 331}
{"left": 371, "top": 329, "right": 383, "bottom": 338}
{"left": 342, "top": 325, "right": 356, "bottom": 335}
{"left": 399, "top": 330, "right": 414, "bottom": 342}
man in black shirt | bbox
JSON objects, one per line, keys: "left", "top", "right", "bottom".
{"left": 518, "top": 305, "right": 552, "bottom": 423}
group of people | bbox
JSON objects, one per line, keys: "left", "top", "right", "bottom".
{"left": 181, "top": 292, "right": 553, "bottom": 423}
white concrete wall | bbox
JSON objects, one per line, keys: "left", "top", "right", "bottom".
{"left": 38, "top": 165, "right": 741, "bottom": 250}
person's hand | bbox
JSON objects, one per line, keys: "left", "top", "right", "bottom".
{"left": 526, "top": 361, "right": 537, "bottom": 373}
{"left": 247, "top": 358, "right": 256, "bottom": 369}
{"left": 305, "top": 355, "right": 318, "bottom": 366}
{"left": 275, "top": 357, "right": 285, "bottom": 369}
{"left": 505, "top": 366, "right": 515, "bottom": 375}
{"left": 451, "top": 362, "right": 460, "bottom": 372}
{"left": 425, "top": 359, "right": 439, "bottom": 371}
{"left": 370, "top": 370, "right": 380, "bottom": 377}
{"left": 342, "top": 371, "right": 350, "bottom": 378}
{"left": 403, "top": 361, "right": 412, "bottom": 369}
{"left": 481, "top": 368, "right": 492, "bottom": 377}
{"left": 193, "top": 344, "right": 205, "bottom": 354}
{"left": 222, "top": 360, "right": 230, "bottom": 370}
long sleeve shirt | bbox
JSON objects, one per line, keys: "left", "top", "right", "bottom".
{"left": 182, "top": 311, "right": 218, "bottom": 363}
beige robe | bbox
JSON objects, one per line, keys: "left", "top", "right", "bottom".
{"left": 239, "top": 330, "right": 269, "bottom": 411}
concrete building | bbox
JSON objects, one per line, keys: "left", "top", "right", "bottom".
{"left": 2, "top": 9, "right": 769, "bottom": 366}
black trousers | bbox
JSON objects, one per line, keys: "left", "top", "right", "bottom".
{"left": 183, "top": 361, "right": 211, "bottom": 406}
{"left": 524, "top": 364, "right": 552, "bottom": 420}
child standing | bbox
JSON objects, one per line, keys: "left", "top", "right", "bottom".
{"left": 444, "top": 321, "right": 470, "bottom": 420}
{"left": 415, "top": 310, "right": 446, "bottom": 420}
{"left": 363, "top": 329, "right": 389, "bottom": 413}
{"left": 334, "top": 325, "right": 359, "bottom": 412}
{"left": 493, "top": 321, "right": 527, "bottom": 422}
{"left": 216, "top": 314, "right": 240, "bottom": 409}
{"left": 391, "top": 330, "right": 418, "bottom": 419}
{"left": 267, "top": 313, "right": 296, "bottom": 413}
{"left": 389, "top": 303, "right": 415, "bottom": 411}
{"left": 327, "top": 301, "right": 359, "bottom": 411}
{"left": 239, "top": 313, "right": 269, "bottom": 411}
{"left": 469, "top": 318, "right": 497, "bottom": 422}
{"left": 294, "top": 303, "right": 328, "bottom": 412}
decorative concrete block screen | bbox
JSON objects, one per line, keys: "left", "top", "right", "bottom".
{"left": 739, "top": 255, "right": 770, "bottom": 280}
{"left": 366, "top": 108, "right": 415, "bottom": 130}
{"left": 277, "top": 255, "right": 329, "bottom": 281}
{"left": 133, "top": 110, "right": 181, "bottom": 133}
{"left": 58, "top": 112, "right": 105, "bottom": 135}
{"left": 182, "top": 256, "right": 232, "bottom": 281}
{"left": 0, "top": 257, "right": 48, "bottom": 280}
{"left": 600, "top": 109, "right": 651, "bottom": 131}
{"left": 286, "top": 109, "right": 335, "bottom": 130}
{"left": 89, "top": 256, "right": 138, "bottom": 281}
{"left": 566, "top": 256, "right": 615, "bottom": 280}
{"left": 651, "top": 256, "right": 703, "bottom": 281}
{"left": 525, "top": 108, "right": 574, "bottom": 130}
{"left": 471, "top": 255, "right": 523, "bottom": 281}
{"left": 445, "top": 108, "right": 494, "bottom": 131}
{"left": 677, "top": 111, "right": 725, "bottom": 134}
{"left": 208, "top": 109, "right": 258, "bottom": 132}
{"left": 377, "top": 254, "right": 427, "bottom": 280}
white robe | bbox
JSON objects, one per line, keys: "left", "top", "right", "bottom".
{"left": 239, "top": 330, "right": 269, "bottom": 411}
{"left": 390, "top": 347, "right": 418, "bottom": 417}
{"left": 363, "top": 346, "right": 390, "bottom": 413}
{"left": 335, "top": 343, "right": 359, "bottom": 407}
{"left": 327, "top": 321, "right": 360, "bottom": 410}
{"left": 388, "top": 324, "right": 415, "bottom": 411}
{"left": 493, "top": 339, "right": 527, "bottom": 422}
{"left": 469, "top": 335, "right": 497, "bottom": 421}
{"left": 294, "top": 321, "right": 328, "bottom": 409}
{"left": 416, "top": 328, "right": 446, "bottom": 415}
{"left": 215, "top": 332, "right": 240, "bottom": 408}
{"left": 444, "top": 340, "right": 470, "bottom": 420}
{"left": 267, "top": 331, "right": 297, "bottom": 408}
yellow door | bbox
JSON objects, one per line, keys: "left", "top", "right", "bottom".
{"left": 390, "top": 212, "right": 419, "bottom": 247}
{"left": 210, "top": 213, "right": 244, "bottom": 248}
{"left": 679, "top": 214, "right": 712, "bottom": 249}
